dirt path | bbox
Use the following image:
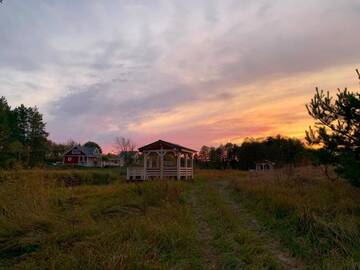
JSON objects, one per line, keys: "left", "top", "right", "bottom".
{"left": 188, "top": 179, "right": 304, "bottom": 269}
{"left": 188, "top": 189, "right": 219, "bottom": 270}
{"left": 213, "top": 180, "right": 303, "bottom": 270}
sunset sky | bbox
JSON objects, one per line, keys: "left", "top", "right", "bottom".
{"left": 1, "top": 1, "right": 360, "bottom": 152}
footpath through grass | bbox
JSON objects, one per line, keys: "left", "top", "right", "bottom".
{"left": 190, "top": 179, "right": 283, "bottom": 269}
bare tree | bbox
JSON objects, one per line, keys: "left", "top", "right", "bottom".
{"left": 114, "top": 137, "right": 136, "bottom": 153}
{"left": 114, "top": 137, "right": 137, "bottom": 166}
{"left": 66, "top": 139, "right": 79, "bottom": 148}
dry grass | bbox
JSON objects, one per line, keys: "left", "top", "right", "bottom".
{"left": 1, "top": 168, "right": 360, "bottom": 269}
{"left": 228, "top": 167, "right": 360, "bottom": 269}
{"left": 0, "top": 170, "right": 202, "bottom": 269}
{"left": 0, "top": 168, "right": 120, "bottom": 186}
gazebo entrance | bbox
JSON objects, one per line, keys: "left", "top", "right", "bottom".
{"left": 127, "top": 140, "right": 196, "bottom": 181}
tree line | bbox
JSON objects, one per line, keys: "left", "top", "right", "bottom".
{"left": 0, "top": 97, "right": 49, "bottom": 167}
{"left": 196, "top": 135, "right": 309, "bottom": 170}
{"left": 0, "top": 96, "right": 95, "bottom": 168}
{"left": 0, "top": 97, "right": 137, "bottom": 168}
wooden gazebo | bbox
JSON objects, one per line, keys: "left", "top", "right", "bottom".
{"left": 255, "top": 160, "right": 275, "bottom": 171}
{"left": 127, "top": 140, "right": 197, "bottom": 181}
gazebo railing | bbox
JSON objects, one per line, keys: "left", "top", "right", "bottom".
{"left": 127, "top": 167, "right": 144, "bottom": 181}
{"left": 127, "top": 166, "right": 193, "bottom": 181}
{"left": 179, "top": 167, "right": 193, "bottom": 176}
{"left": 146, "top": 168, "right": 161, "bottom": 177}
{"left": 163, "top": 167, "right": 177, "bottom": 177}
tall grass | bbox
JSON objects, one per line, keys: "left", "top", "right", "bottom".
{"left": 0, "top": 169, "right": 120, "bottom": 186}
{"left": 0, "top": 171, "right": 202, "bottom": 269}
{"left": 194, "top": 180, "right": 280, "bottom": 269}
{"left": 3, "top": 167, "right": 358, "bottom": 269}
{"left": 228, "top": 167, "right": 360, "bottom": 268}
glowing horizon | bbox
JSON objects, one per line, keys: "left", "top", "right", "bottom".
{"left": 1, "top": 1, "right": 359, "bottom": 153}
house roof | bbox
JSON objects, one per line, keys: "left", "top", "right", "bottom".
{"left": 82, "top": 146, "right": 101, "bottom": 157}
{"left": 255, "top": 160, "right": 275, "bottom": 165}
{"left": 63, "top": 144, "right": 101, "bottom": 157}
{"left": 138, "top": 140, "right": 197, "bottom": 153}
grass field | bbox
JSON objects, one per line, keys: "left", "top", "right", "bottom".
{"left": 0, "top": 168, "right": 359, "bottom": 269}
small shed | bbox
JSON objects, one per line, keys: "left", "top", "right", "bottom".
{"left": 127, "top": 140, "right": 197, "bottom": 181}
{"left": 102, "top": 152, "right": 139, "bottom": 167}
{"left": 255, "top": 160, "right": 275, "bottom": 171}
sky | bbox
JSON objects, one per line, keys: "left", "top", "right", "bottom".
{"left": 1, "top": 0, "right": 360, "bottom": 152}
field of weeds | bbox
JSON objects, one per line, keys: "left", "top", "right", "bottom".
{"left": 0, "top": 169, "right": 201, "bottom": 269}
{"left": 228, "top": 167, "right": 360, "bottom": 269}
{"left": 1, "top": 168, "right": 359, "bottom": 269}
{"left": 0, "top": 168, "right": 121, "bottom": 186}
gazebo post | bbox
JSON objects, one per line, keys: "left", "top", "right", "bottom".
{"left": 143, "top": 152, "right": 147, "bottom": 180}
{"left": 185, "top": 154, "right": 188, "bottom": 179}
{"left": 160, "top": 148, "right": 164, "bottom": 180}
{"left": 191, "top": 154, "right": 194, "bottom": 179}
{"left": 177, "top": 152, "right": 181, "bottom": 180}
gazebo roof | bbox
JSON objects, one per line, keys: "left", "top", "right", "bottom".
{"left": 139, "top": 140, "right": 197, "bottom": 153}
{"left": 63, "top": 144, "right": 101, "bottom": 157}
{"left": 255, "top": 160, "right": 275, "bottom": 165}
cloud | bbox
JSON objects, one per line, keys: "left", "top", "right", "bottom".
{"left": 0, "top": 0, "right": 359, "bottom": 150}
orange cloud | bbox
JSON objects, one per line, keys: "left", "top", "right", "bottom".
{"left": 126, "top": 64, "right": 359, "bottom": 149}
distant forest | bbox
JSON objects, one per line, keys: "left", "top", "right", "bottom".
{"left": 195, "top": 135, "right": 310, "bottom": 170}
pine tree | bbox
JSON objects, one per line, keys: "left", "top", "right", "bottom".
{"left": 12, "top": 105, "right": 30, "bottom": 164}
{"left": 0, "top": 98, "right": 49, "bottom": 168}
{"left": 306, "top": 76, "right": 360, "bottom": 186}
{"left": 28, "top": 107, "right": 49, "bottom": 166}
{"left": 0, "top": 97, "right": 11, "bottom": 166}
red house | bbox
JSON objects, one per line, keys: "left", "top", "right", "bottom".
{"left": 63, "top": 145, "right": 102, "bottom": 167}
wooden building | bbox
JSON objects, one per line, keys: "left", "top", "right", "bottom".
{"left": 102, "top": 151, "right": 139, "bottom": 167}
{"left": 127, "top": 140, "right": 196, "bottom": 181}
{"left": 255, "top": 160, "right": 275, "bottom": 171}
{"left": 63, "top": 145, "right": 102, "bottom": 167}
